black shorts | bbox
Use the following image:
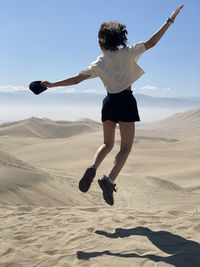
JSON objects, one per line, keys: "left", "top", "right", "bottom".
{"left": 101, "top": 89, "right": 140, "bottom": 123}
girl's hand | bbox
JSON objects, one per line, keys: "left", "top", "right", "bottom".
{"left": 169, "top": 5, "right": 184, "bottom": 22}
{"left": 41, "top": 81, "right": 53, "bottom": 88}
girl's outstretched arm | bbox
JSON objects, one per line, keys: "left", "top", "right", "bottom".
{"left": 144, "top": 5, "right": 184, "bottom": 50}
{"left": 41, "top": 74, "right": 91, "bottom": 88}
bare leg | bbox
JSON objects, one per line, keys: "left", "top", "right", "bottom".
{"left": 108, "top": 122, "right": 135, "bottom": 182}
{"left": 93, "top": 120, "right": 116, "bottom": 169}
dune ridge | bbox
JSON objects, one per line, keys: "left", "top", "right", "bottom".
{"left": 0, "top": 117, "right": 101, "bottom": 139}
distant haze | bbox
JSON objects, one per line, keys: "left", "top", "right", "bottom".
{"left": 1, "top": 92, "right": 200, "bottom": 123}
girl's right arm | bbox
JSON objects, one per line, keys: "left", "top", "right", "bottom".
{"left": 41, "top": 74, "right": 91, "bottom": 88}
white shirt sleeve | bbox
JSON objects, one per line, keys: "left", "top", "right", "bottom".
{"left": 79, "top": 58, "right": 100, "bottom": 79}
{"left": 129, "top": 41, "right": 146, "bottom": 62}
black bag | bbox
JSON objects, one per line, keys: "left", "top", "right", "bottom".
{"left": 29, "top": 81, "right": 47, "bottom": 95}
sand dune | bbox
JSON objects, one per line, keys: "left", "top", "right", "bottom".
{"left": 0, "top": 117, "right": 101, "bottom": 139}
{"left": 0, "top": 108, "right": 200, "bottom": 267}
{"left": 0, "top": 150, "right": 200, "bottom": 266}
{"left": 5, "top": 133, "right": 199, "bottom": 189}
{"left": 137, "top": 108, "right": 200, "bottom": 140}
{"left": 1, "top": 108, "right": 199, "bottom": 140}
{"left": 0, "top": 149, "right": 198, "bottom": 209}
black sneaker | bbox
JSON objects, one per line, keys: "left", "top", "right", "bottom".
{"left": 98, "top": 176, "right": 117, "bottom": 206}
{"left": 79, "top": 166, "right": 96, "bottom": 192}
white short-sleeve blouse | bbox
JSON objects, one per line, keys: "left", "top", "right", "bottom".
{"left": 80, "top": 42, "right": 146, "bottom": 94}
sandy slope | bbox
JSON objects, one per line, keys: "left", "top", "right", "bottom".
{"left": 0, "top": 161, "right": 200, "bottom": 266}
{"left": 0, "top": 109, "right": 200, "bottom": 267}
{"left": 137, "top": 108, "right": 200, "bottom": 140}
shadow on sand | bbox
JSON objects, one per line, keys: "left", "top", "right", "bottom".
{"left": 77, "top": 227, "right": 200, "bottom": 267}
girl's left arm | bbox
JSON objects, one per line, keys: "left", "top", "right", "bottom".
{"left": 41, "top": 74, "right": 91, "bottom": 88}
{"left": 144, "top": 5, "right": 184, "bottom": 50}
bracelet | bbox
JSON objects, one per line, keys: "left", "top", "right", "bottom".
{"left": 167, "top": 18, "right": 174, "bottom": 24}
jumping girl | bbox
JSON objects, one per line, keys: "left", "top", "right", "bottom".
{"left": 42, "top": 5, "right": 184, "bottom": 205}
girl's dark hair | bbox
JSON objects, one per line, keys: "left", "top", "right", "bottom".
{"left": 98, "top": 21, "right": 128, "bottom": 51}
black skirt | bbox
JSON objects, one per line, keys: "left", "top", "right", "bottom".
{"left": 101, "top": 89, "right": 140, "bottom": 123}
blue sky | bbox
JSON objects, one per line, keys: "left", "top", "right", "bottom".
{"left": 0, "top": 0, "right": 199, "bottom": 97}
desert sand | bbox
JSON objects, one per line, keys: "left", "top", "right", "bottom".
{"left": 0, "top": 108, "right": 200, "bottom": 267}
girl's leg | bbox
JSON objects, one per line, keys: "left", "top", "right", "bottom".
{"left": 93, "top": 120, "right": 116, "bottom": 169}
{"left": 79, "top": 120, "right": 116, "bottom": 193}
{"left": 108, "top": 122, "right": 135, "bottom": 182}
